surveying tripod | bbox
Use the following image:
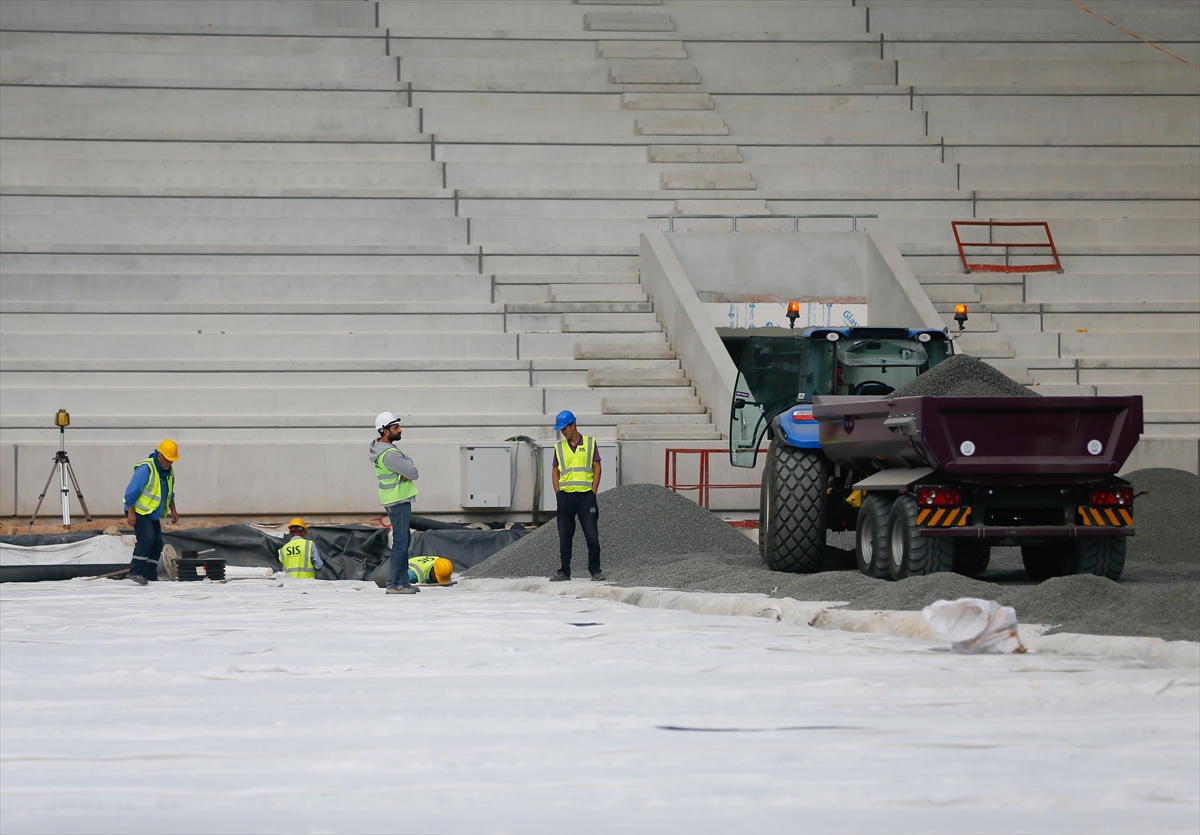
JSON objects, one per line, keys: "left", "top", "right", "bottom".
{"left": 28, "top": 410, "right": 93, "bottom": 532}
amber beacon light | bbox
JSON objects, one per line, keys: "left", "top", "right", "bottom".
{"left": 786, "top": 300, "right": 801, "bottom": 329}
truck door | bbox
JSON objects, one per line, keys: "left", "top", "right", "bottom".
{"left": 730, "top": 337, "right": 809, "bottom": 468}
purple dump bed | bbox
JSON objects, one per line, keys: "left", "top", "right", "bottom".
{"left": 812, "top": 395, "right": 1144, "bottom": 483}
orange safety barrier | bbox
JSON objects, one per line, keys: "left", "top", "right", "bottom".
{"left": 664, "top": 448, "right": 764, "bottom": 510}
{"left": 951, "top": 221, "right": 1064, "bottom": 275}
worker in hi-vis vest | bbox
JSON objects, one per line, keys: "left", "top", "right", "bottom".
{"left": 122, "top": 439, "right": 180, "bottom": 585}
{"left": 406, "top": 556, "right": 454, "bottom": 585}
{"left": 278, "top": 518, "right": 325, "bottom": 579}
{"left": 370, "top": 411, "right": 420, "bottom": 595}
{"left": 549, "top": 410, "right": 605, "bottom": 582}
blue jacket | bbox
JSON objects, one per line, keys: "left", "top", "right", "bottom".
{"left": 124, "top": 452, "right": 175, "bottom": 520}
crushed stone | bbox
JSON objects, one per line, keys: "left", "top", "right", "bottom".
{"left": 892, "top": 353, "right": 1038, "bottom": 398}
{"left": 468, "top": 471, "right": 1199, "bottom": 644}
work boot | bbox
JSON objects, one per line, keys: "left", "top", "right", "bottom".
{"left": 128, "top": 573, "right": 148, "bottom": 586}
{"left": 549, "top": 570, "right": 570, "bottom": 582}
{"left": 386, "top": 585, "right": 419, "bottom": 595}
{"left": 591, "top": 571, "right": 607, "bottom": 582}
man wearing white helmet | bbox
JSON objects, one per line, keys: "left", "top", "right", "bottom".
{"left": 369, "top": 412, "right": 420, "bottom": 595}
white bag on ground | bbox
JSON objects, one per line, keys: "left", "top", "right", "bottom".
{"left": 922, "top": 597, "right": 1026, "bottom": 655}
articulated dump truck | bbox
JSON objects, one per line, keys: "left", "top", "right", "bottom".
{"left": 730, "top": 326, "right": 1143, "bottom": 581}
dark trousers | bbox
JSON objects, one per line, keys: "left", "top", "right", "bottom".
{"left": 386, "top": 501, "right": 413, "bottom": 588}
{"left": 130, "top": 515, "right": 163, "bottom": 581}
{"left": 557, "top": 489, "right": 600, "bottom": 577}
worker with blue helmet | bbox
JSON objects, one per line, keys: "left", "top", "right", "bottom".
{"left": 549, "top": 410, "right": 605, "bottom": 582}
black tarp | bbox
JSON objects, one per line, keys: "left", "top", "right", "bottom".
{"left": 0, "top": 530, "right": 104, "bottom": 547}
{"left": 161, "top": 524, "right": 391, "bottom": 581}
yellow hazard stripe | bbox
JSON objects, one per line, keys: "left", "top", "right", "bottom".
{"left": 1077, "top": 506, "right": 1132, "bottom": 527}
{"left": 917, "top": 509, "right": 930, "bottom": 524}
{"left": 929, "top": 508, "right": 945, "bottom": 526}
{"left": 958, "top": 507, "right": 971, "bottom": 526}
{"left": 943, "top": 508, "right": 960, "bottom": 527}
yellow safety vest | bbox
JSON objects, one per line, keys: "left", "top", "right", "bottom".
{"left": 279, "top": 537, "right": 316, "bottom": 579}
{"left": 132, "top": 457, "right": 174, "bottom": 516}
{"left": 408, "top": 556, "right": 440, "bottom": 584}
{"left": 375, "top": 446, "right": 418, "bottom": 506}
{"left": 556, "top": 435, "right": 596, "bottom": 493}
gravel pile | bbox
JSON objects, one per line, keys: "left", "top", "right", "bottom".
{"left": 468, "top": 470, "right": 1198, "bottom": 643}
{"left": 466, "top": 483, "right": 758, "bottom": 579}
{"left": 1126, "top": 468, "right": 1198, "bottom": 566}
{"left": 892, "top": 353, "right": 1038, "bottom": 398}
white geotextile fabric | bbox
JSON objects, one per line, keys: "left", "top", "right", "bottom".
{"left": 0, "top": 534, "right": 134, "bottom": 567}
{"left": 923, "top": 597, "right": 1026, "bottom": 655}
{"left": 1, "top": 579, "right": 1198, "bottom": 834}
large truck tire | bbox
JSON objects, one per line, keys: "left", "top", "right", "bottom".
{"left": 1021, "top": 542, "right": 1072, "bottom": 581}
{"left": 855, "top": 494, "right": 893, "bottom": 578}
{"left": 953, "top": 541, "right": 991, "bottom": 576}
{"left": 760, "top": 441, "right": 827, "bottom": 573}
{"left": 1074, "top": 537, "right": 1126, "bottom": 581}
{"left": 887, "top": 496, "right": 954, "bottom": 580}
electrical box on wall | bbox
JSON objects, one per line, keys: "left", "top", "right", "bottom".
{"left": 461, "top": 444, "right": 515, "bottom": 508}
{"left": 538, "top": 442, "right": 619, "bottom": 512}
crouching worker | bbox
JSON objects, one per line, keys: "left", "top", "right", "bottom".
{"left": 123, "top": 439, "right": 180, "bottom": 585}
{"left": 407, "top": 556, "right": 454, "bottom": 586}
{"left": 278, "top": 518, "right": 324, "bottom": 579}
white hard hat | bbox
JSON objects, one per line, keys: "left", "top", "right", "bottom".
{"left": 375, "top": 411, "right": 402, "bottom": 431}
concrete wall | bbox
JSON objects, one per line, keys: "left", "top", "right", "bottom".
{"left": 0, "top": 436, "right": 762, "bottom": 519}
{"left": 664, "top": 230, "right": 944, "bottom": 332}
{"left": 640, "top": 231, "right": 739, "bottom": 440}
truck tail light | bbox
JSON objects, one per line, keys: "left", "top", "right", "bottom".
{"left": 1089, "top": 486, "right": 1132, "bottom": 507}
{"left": 916, "top": 486, "right": 962, "bottom": 507}
{"left": 791, "top": 407, "right": 815, "bottom": 422}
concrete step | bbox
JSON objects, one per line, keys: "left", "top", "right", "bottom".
{"left": 649, "top": 145, "right": 742, "bottom": 163}
{"left": 616, "top": 423, "right": 721, "bottom": 441}
{"left": 505, "top": 302, "right": 653, "bottom": 314}
{"left": 598, "top": 42, "right": 684, "bottom": 60}
{"left": 0, "top": 50, "right": 399, "bottom": 87}
{"left": 1061, "top": 332, "right": 1200, "bottom": 360}
{"left": 562, "top": 317, "right": 662, "bottom": 334}
{"left": 1, "top": 157, "right": 447, "bottom": 190}
{"left": 621, "top": 92, "right": 713, "bottom": 110}
{"left": 674, "top": 198, "right": 768, "bottom": 214}
{"left": 0, "top": 310, "right": 506, "bottom": 334}
{"left": 0, "top": 273, "right": 494, "bottom": 305}
{"left": 602, "top": 399, "right": 706, "bottom": 414}
{"left": 924, "top": 286, "right": 980, "bottom": 303}
{"left": 587, "top": 368, "right": 686, "bottom": 387}
{"left": 0, "top": 332, "right": 521, "bottom": 361}
{"left": 954, "top": 338, "right": 1016, "bottom": 359}
{"left": 635, "top": 116, "right": 728, "bottom": 136}
{"left": 1028, "top": 273, "right": 1200, "bottom": 304}
{"left": 550, "top": 285, "right": 648, "bottom": 303}
{"left": 575, "top": 345, "right": 676, "bottom": 360}
{"left": 584, "top": 13, "right": 674, "bottom": 31}
{"left": 495, "top": 273, "right": 640, "bottom": 286}
{"left": 661, "top": 170, "right": 756, "bottom": 191}
{"left": 609, "top": 62, "right": 700, "bottom": 85}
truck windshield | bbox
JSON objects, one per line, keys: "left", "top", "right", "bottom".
{"left": 836, "top": 339, "right": 927, "bottom": 367}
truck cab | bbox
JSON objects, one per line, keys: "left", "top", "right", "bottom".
{"left": 730, "top": 327, "right": 952, "bottom": 467}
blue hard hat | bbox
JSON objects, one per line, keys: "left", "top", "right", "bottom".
{"left": 554, "top": 410, "right": 577, "bottom": 431}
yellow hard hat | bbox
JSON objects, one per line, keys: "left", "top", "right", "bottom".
{"left": 157, "top": 439, "right": 179, "bottom": 461}
{"left": 432, "top": 558, "right": 453, "bottom": 584}
{"left": 288, "top": 518, "right": 307, "bottom": 531}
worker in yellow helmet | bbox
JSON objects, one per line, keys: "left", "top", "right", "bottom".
{"left": 122, "top": 439, "right": 180, "bottom": 585}
{"left": 278, "top": 518, "right": 325, "bottom": 579}
{"left": 406, "top": 556, "right": 454, "bottom": 585}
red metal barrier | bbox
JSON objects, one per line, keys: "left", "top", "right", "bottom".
{"left": 951, "top": 221, "right": 1064, "bottom": 274}
{"left": 664, "top": 448, "right": 764, "bottom": 510}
